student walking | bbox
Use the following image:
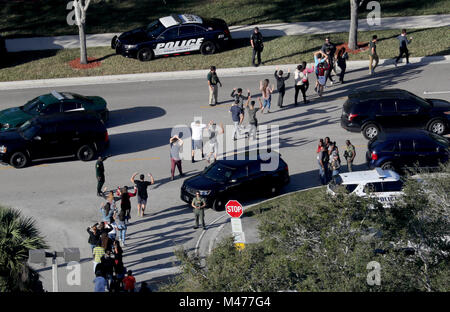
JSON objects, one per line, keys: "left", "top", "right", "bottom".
{"left": 190, "top": 120, "right": 207, "bottom": 162}
{"left": 93, "top": 270, "right": 108, "bottom": 292}
{"left": 369, "top": 35, "right": 379, "bottom": 75}
{"left": 87, "top": 225, "right": 100, "bottom": 252}
{"left": 116, "top": 186, "right": 137, "bottom": 224}
{"left": 207, "top": 66, "right": 222, "bottom": 106}
{"left": 169, "top": 135, "right": 184, "bottom": 180}
{"left": 294, "top": 64, "right": 309, "bottom": 105}
{"left": 274, "top": 67, "right": 290, "bottom": 108}
{"left": 95, "top": 155, "right": 110, "bottom": 197}
{"left": 230, "top": 99, "right": 244, "bottom": 140}
{"left": 244, "top": 96, "right": 263, "bottom": 140}
{"left": 114, "top": 209, "right": 128, "bottom": 247}
{"left": 317, "top": 142, "right": 329, "bottom": 185}
{"left": 92, "top": 242, "right": 105, "bottom": 273}
{"left": 130, "top": 172, "right": 154, "bottom": 217}
{"left": 100, "top": 192, "right": 116, "bottom": 225}
{"left": 192, "top": 192, "right": 207, "bottom": 230}
{"left": 250, "top": 27, "right": 264, "bottom": 66}
{"left": 395, "top": 29, "right": 412, "bottom": 66}
{"left": 336, "top": 47, "right": 349, "bottom": 83}
{"left": 206, "top": 121, "right": 224, "bottom": 163}
{"left": 230, "top": 88, "right": 250, "bottom": 108}
{"left": 260, "top": 79, "right": 274, "bottom": 113}
{"left": 313, "top": 51, "right": 328, "bottom": 93}
{"left": 344, "top": 140, "right": 356, "bottom": 172}
{"left": 316, "top": 60, "right": 330, "bottom": 97}
{"left": 123, "top": 270, "right": 136, "bottom": 292}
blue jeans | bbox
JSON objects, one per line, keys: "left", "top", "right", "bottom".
{"left": 118, "top": 224, "right": 127, "bottom": 243}
{"left": 318, "top": 161, "right": 327, "bottom": 185}
{"left": 263, "top": 98, "right": 271, "bottom": 110}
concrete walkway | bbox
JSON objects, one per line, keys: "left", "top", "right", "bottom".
{"left": 5, "top": 14, "right": 450, "bottom": 52}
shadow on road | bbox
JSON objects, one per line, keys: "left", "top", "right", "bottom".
{"left": 107, "top": 106, "right": 166, "bottom": 128}
{"left": 107, "top": 127, "right": 171, "bottom": 156}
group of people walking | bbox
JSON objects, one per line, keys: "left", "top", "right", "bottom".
{"left": 317, "top": 138, "right": 356, "bottom": 185}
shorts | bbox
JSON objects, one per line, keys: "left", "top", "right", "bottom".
{"left": 192, "top": 139, "right": 203, "bottom": 150}
{"left": 209, "top": 142, "right": 218, "bottom": 154}
{"left": 137, "top": 196, "right": 147, "bottom": 206}
{"left": 318, "top": 76, "right": 326, "bottom": 86}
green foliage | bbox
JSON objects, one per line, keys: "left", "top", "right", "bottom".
{"left": 0, "top": 205, "right": 47, "bottom": 292}
{"left": 166, "top": 166, "right": 450, "bottom": 292}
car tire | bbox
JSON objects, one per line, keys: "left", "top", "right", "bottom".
{"left": 362, "top": 123, "right": 380, "bottom": 140}
{"left": 200, "top": 41, "right": 216, "bottom": 55}
{"left": 137, "top": 48, "right": 153, "bottom": 62}
{"left": 9, "top": 151, "right": 29, "bottom": 168}
{"left": 212, "top": 197, "right": 225, "bottom": 211}
{"left": 427, "top": 119, "right": 446, "bottom": 135}
{"left": 380, "top": 161, "right": 395, "bottom": 171}
{"left": 111, "top": 36, "right": 118, "bottom": 49}
{"left": 77, "top": 144, "right": 95, "bottom": 161}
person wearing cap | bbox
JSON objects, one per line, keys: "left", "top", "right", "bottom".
{"left": 250, "top": 27, "right": 264, "bottom": 67}
{"left": 207, "top": 66, "right": 222, "bottom": 106}
{"left": 191, "top": 192, "right": 207, "bottom": 230}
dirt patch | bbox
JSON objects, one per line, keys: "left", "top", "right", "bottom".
{"left": 68, "top": 57, "right": 102, "bottom": 69}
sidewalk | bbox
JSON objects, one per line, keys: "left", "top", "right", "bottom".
{"left": 5, "top": 14, "right": 450, "bottom": 52}
{"left": 0, "top": 55, "right": 449, "bottom": 91}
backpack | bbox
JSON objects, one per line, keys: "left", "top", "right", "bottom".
{"left": 317, "top": 62, "right": 326, "bottom": 76}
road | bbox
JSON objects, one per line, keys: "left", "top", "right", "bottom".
{"left": 0, "top": 61, "right": 449, "bottom": 291}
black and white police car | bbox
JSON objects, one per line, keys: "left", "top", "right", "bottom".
{"left": 111, "top": 14, "right": 232, "bottom": 61}
{"left": 327, "top": 168, "right": 405, "bottom": 208}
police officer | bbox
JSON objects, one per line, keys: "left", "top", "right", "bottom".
{"left": 191, "top": 192, "right": 207, "bottom": 230}
{"left": 250, "top": 27, "right": 263, "bottom": 67}
{"left": 96, "top": 155, "right": 110, "bottom": 197}
{"left": 344, "top": 140, "right": 356, "bottom": 172}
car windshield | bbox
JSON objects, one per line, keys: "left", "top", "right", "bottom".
{"left": 429, "top": 132, "right": 450, "bottom": 147}
{"left": 203, "top": 163, "right": 235, "bottom": 182}
{"left": 146, "top": 20, "right": 165, "bottom": 37}
{"left": 22, "top": 97, "right": 45, "bottom": 114}
{"left": 18, "top": 120, "right": 40, "bottom": 140}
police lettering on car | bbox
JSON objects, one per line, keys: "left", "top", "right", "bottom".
{"left": 112, "top": 14, "right": 232, "bottom": 62}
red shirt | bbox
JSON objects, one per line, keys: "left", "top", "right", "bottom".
{"left": 123, "top": 276, "right": 136, "bottom": 291}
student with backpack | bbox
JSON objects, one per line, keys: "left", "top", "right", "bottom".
{"left": 313, "top": 51, "right": 328, "bottom": 95}
{"left": 395, "top": 29, "right": 412, "bottom": 66}
{"left": 316, "top": 60, "right": 330, "bottom": 97}
{"left": 294, "top": 64, "right": 309, "bottom": 105}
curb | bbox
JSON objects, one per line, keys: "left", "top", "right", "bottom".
{"left": 195, "top": 185, "right": 324, "bottom": 258}
{"left": 1, "top": 55, "right": 449, "bottom": 91}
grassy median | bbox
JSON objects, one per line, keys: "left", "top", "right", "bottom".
{"left": 1, "top": 26, "right": 449, "bottom": 82}
{"left": 1, "top": 0, "right": 449, "bottom": 38}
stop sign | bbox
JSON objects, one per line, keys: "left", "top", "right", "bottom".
{"left": 225, "top": 200, "right": 243, "bottom": 218}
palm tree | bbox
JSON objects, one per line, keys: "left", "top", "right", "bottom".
{"left": 0, "top": 205, "right": 47, "bottom": 292}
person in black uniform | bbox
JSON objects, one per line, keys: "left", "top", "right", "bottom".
{"left": 96, "top": 155, "right": 110, "bottom": 197}
{"left": 250, "top": 27, "right": 263, "bottom": 67}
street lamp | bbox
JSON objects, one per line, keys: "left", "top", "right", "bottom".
{"left": 28, "top": 248, "right": 80, "bottom": 292}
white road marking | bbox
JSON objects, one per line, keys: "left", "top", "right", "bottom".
{"left": 423, "top": 91, "right": 450, "bottom": 95}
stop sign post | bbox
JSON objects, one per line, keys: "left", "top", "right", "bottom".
{"left": 226, "top": 200, "right": 246, "bottom": 249}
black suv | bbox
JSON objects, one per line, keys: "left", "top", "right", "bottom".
{"left": 366, "top": 130, "right": 450, "bottom": 171}
{"left": 341, "top": 89, "right": 450, "bottom": 139}
{"left": 0, "top": 112, "right": 109, "bottom": 168}
{"left": 181, "top": 151, "right": 290, "bottom": 210}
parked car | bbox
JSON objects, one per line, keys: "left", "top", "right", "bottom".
{"left": 327, "top": 168, "right": 405, "bottom": 208}
{"left": 181, "top": 151, "right": 290, "bottom": 210}
{"left": 112, "top": 13, "right": 232, "bottom": 61}
{"left": 366, "top": 130, "right": 450, "bottom": 172}
{"left": 0, "top": 112, "right": 109, "bottom": 168}
{"left": 341, "top": 89, "right": 450, "bottom": 139}
{"left": 0, "top": 90, "right": 109, "bottom": 131}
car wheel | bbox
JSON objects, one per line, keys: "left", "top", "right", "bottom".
{"left": 212, "top": 197, "right": 225, "bottom": 211}
{"left": 111, "top": 36, "right": 118, "bottom": 49}
{"left": 77, "top": 144, "right": 95, "bottom": 161}
{"left": 200, "top": 41, "right": 216, "bottom": 55}
{"left": 428, "top": 119, "right": 446, "bottom": 135}
{"left": 9, "top": 151, "right": 29, "bottom": 168}
{"left": 137, "top": 48, "right": 153, "bottom": 62}
{"left": 381, "top": 162, "right": 395, "bottom": 171}
{"left": 362, "top": 123, "right": 380, "bottom": 140}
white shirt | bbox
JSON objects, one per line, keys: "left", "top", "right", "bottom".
{"left": 191, "top": 122, "right": 206, "bottom": 140}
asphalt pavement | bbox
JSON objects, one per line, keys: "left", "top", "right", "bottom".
{"left": 0, "top": 61, "right": 449, "bottom": 291}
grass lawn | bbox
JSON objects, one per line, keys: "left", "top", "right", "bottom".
{"left": 1, "top": 0, "right": 449, "bottom": 38}
{"left": 1, "top": 26, "right": 448, "bottom": 82}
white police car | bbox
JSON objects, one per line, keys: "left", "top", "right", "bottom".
{"left": 111, "top": 14, "right": 232, "bottom": 61}
{"left": 327, "top": 168, "right": 405, "bottom": 208}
